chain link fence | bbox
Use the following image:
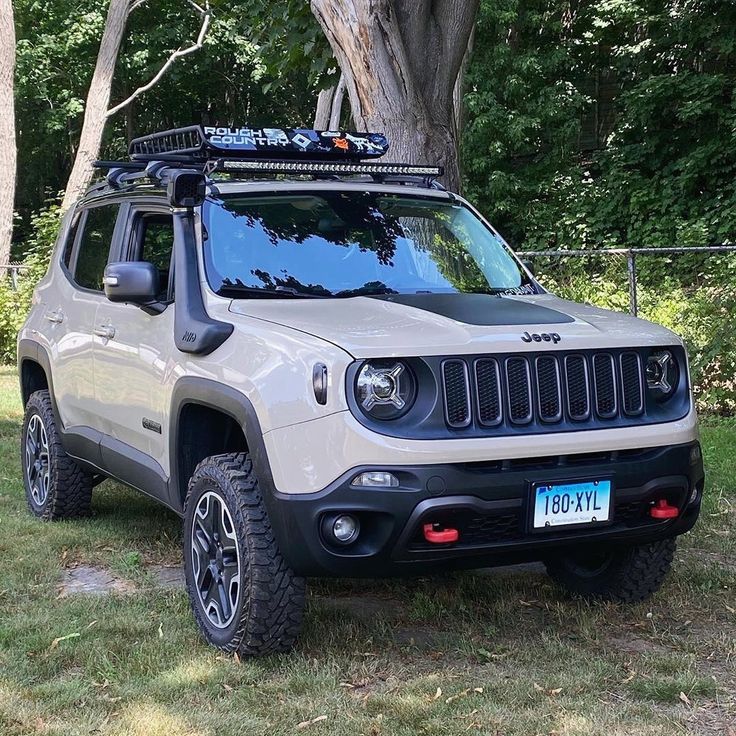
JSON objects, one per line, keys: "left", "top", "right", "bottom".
{"left": 519, "top": 246, "right": 736, "bottom": 415}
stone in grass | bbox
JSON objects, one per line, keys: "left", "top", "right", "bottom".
{"left": 149, "top": 565, "right": 185, "bottom": 589}
{"left": 59, "top": 565, "right": 136, "bottom": 597}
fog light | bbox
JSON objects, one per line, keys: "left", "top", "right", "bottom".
{"left": 688, "top": 486, "right": 700, "bottom": 505}
{"left": 351, "top": 471, "right": 399, "bottom": 488}
{"left": 332, "top": 514, "right": 360, "bottom": 544}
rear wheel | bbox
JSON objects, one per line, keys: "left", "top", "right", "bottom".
{"left": 183, "top": 453, "right": 305, "bottom": 656}
{"left": 21, "top": 390, "right": 94, "bottom": 520}
{"left": 545, "top": 539, "right": 676, "bottom": 602}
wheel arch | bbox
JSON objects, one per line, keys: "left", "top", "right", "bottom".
{"left": 18, "top": 339, "right": 55, "bottom": 411}
{"left": 169, "top": 377, "right": 275, "bottom": 514}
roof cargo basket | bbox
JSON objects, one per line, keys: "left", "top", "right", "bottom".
{"left": 94, "top": 124, "right": 444, "bottom": 190}
{"left": 129, "top": 125, "right": 391, "bottom": 162}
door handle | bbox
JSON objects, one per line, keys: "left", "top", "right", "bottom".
{"left": 44, "top": 309, "right": 64, "bottom": 324}
{"left": 93, "top": 325, "right": 116, "bottom": 340}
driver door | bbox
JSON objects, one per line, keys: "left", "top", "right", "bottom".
{"left": 93, "top": 202, "right": 176, "bottom": 479}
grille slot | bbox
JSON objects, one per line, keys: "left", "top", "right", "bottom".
{"left": 442, "top": 359, "right": 471, "bottom": 428}
{"left": 535, "top": 356, "right": 562, "bottom": 422}
{"left": 505, "top": 357, "right": 533, "bottom": 424}
{"left": 592, "top": 353, "right": 617, "bottom": 418}
{"left": 565, "top": 354, "right": 590, "bottom": 420}
{"left": 620, "top": 352, "right": 644, "bottom": 416}
{"left": 474, "top": 359, "right": 502, "bottom": 426}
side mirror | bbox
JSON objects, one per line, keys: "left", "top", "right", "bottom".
{"left": 104, "top": 262, "right": 159, "bottom": 305}
{"left": 521, "top": 259, "right": 536, "bottom": 277}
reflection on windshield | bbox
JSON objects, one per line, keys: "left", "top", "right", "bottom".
{"left": 202, "top": 191, "right": 536, "bottom": 298}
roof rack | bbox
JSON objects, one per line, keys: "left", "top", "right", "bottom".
{"left": 93, "top": 124, "right": 444, "bottom": 191}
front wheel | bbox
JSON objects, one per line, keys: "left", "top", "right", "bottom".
{"left": 183, "top": 453, "right": 305, "bottom": 656}
{"left": 545, "top": 539, "right": 676, "bottom": 602}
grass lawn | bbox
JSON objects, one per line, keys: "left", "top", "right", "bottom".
{"left": 0, "top": 365, "right": 734, "bottom": 736}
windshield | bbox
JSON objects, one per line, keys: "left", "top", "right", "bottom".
{"left": 202, "top": 191, "right": 537, "bottom": 298}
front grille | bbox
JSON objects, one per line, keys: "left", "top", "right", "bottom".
{"left": 442, "top": 349, "right": 648, "bottom": 431}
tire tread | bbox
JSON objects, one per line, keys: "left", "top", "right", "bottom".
{"left": 183, "top": 452, "right": 305, "bottom": 656}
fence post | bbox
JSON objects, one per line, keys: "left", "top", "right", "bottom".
{"left": 626, "top": 250, "right": 638, "bottom": 316}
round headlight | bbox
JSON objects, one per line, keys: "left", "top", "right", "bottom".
{"left": 646, "top": 350, "right": 678, "bottom": 399}
{"left": 356, "top": 361, "right": 416, "bottom": 419}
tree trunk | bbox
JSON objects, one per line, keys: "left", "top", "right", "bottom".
{"left": 310, "top": 0, "right": 479, "bottom": 192}
{"left": 329, "top": 74, "right": 346, "bottom": 128}
{"left": 313, "top": 85, "right": 335, "bottom": 128}
{"left": 61, "top": 0, "right": 130, "bottom": 213}
{"left": 0, "top": 0, "right": 16, "bottom": 265}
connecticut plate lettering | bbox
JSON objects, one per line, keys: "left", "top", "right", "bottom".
{"left": 533, "top": 480, "right": 611, "bottom": 528}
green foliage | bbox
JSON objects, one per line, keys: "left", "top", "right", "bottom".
{"left": 12, "top": 0, "right": 321, "bottom": 246}
{"left": 0, "top": 205, "right": 61, "bottom": 362}
{"left": 463, "top": 0, "right": 736, "bottom": 250}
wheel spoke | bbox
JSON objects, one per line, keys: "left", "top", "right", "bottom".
{"left": 217, "top": 578, "right": 232, "bottom": 622}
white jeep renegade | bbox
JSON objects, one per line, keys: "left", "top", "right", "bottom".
{"left": 18, "top": 126, "right": 704, "bottom": 655}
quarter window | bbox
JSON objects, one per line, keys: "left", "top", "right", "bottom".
{"left": 74, "top": 204, "right": 120, "bottom": 291}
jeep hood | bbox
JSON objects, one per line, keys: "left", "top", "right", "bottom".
{"left": 228, "top": 293, "right": 680, "bottom": 358}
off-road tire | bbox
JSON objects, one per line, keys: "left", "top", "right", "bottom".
{"left": 21, "top": 390, "right": 94, "bottom": 520}
{"left": 545, "top": 539, "right": 676, "bottom": 602}
{"left": 183, "top": 452, "right": 306, "bottom": 656}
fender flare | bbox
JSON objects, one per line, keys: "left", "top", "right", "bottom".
{"left": 168, "top": 377, "right": 276, "bottom": 513}
{"left": 17, "top": 339, "right": 60, "bottom": 424}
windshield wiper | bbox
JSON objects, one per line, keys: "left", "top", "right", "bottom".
{"left": 217, "top": 284, "right": 331, "bottom": 299}
{"left": 334, "top": 285, "right": 398, "bottom": 298}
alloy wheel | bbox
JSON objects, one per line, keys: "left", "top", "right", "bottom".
{"left": 190, "top": 491, "right": 241, "bottom": 628}
{"left": 25, "top": 414, "right": 50, "bottom": 507}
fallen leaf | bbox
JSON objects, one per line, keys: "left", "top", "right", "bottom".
{"left": 49, "top": 632, "right": 80, "bottom": 650}
{"left": 433, "top": 687, "right": 442, "bottom": 700}
{"left": 679, "top": 691, "right": 692, "bottom": 707}
{"left": 297, "top": 715, "right": 328, "bottom": 729}
{"left": 222, "top": 683, "right": 233, "bottom": 692}
{"left": 158, "top": 622, "right": 163, "bottom": 639}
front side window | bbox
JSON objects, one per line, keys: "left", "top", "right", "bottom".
{"left": 202, "top": 191, "right": 535, "bottom": 298}
{"left": 131, "top": 213, "right": 174, "bottom": 301}
{"left": 74, "top": 204, "right": 120, "bottom": 291}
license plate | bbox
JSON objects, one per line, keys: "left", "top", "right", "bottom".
{"left": 532, "top": 479, "right": 611, "bottom": 529}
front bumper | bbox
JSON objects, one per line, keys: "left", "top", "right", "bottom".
{"left": 262, "top": 441, "right": 704, "bottom": 577}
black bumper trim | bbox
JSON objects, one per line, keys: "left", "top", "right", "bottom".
{"left": 261, "top": 441, "right": 704, "bottom": 577}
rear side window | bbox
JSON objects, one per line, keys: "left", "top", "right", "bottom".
{"left": 74, "top": 204, "right": 119, "bottom": 291}
{"left": 61, "top": 217, "right": 80, "bottom": 269}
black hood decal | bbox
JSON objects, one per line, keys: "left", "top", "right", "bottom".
{"left": 369, "top": 293, "right": 574, "bottom": 326}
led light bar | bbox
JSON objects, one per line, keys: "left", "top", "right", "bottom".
{"left": 218, "top": 159, "right": 443, "bottom": 177}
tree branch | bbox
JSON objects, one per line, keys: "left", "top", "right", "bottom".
{"left": 106, "top": 1, "right": 211, "bottom": 118}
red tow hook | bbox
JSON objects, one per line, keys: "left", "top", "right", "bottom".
{"left": 423, "top": 523, "right": 459, "bottom": 544}
{"left": 649, "top": 499, "right": 680, "bottom": 520}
